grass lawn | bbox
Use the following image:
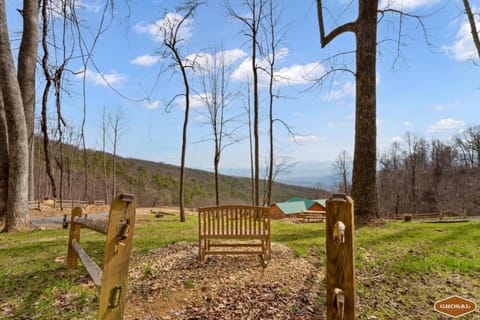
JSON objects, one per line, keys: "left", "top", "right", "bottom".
{"left": 0, "top": 215, "right": 479, "bottom": 319}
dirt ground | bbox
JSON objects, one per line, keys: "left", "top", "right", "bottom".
{"left": 125, "top": 242, "right": 326, "bottom": 320}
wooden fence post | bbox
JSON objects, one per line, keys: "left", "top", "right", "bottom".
{"left": 66, "top": 207, "right": 83, "bottom": 269}
{"left": 97, "top": 194, "right": 136, "bottom": 319}
{"left": 326, "top": 194, "right": 355, "bottom": 320}
{"left": 66, "top": 194, "right": 136, "bottom": 320}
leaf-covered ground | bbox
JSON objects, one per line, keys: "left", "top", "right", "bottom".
{"left": 126, "top": 242, "right": 326, "bottom": 320}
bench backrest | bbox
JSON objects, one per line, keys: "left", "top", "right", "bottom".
{"left": 198, "top": 205, "right": 270, "bottom": 238}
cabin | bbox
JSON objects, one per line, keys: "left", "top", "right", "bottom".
{"left": 269, "top": 197, "right": 327, "bottom": 219}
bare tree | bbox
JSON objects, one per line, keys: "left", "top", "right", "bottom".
{"left": 262, "top": 155, "right": 295, "bottom": 205}
{"left": 333, "top": 150, "right": 352, "bottom": 195}
{"left": 462, "top": 0, "right": 480, "bottom": 59}
{"left": 0, "top": 0, "right": 30, "bottom": 231}
{"left": 195, "top": 49, "right": 238, "bottom": 205}
{"left": 261, "top": 0, "right": 288, "bottom": 206}
{"left": 159, "top": 0, "right": 201, "bottom": 222}
{"left": 108, "top": 108, "right": 126, "bottom": 200}
{"left": 227, "top": 0, "right": 266, "bottom": 206}
{"left": 101, "top": 107, "right": 109, "bottom": 203}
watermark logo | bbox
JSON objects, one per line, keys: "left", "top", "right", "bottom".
{"left": 434, "top": 295, "right": 477, "bottom": 318}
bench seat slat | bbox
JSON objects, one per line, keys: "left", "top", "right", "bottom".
{"left": 204, "top": 250, "right": 264, "bottom": 255}
{"left": 199, "top": 234, "right": 267, "bottom": 239}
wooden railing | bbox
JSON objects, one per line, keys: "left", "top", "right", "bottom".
{"left": 66, "top": 194, "right": 136, "bottom": 320}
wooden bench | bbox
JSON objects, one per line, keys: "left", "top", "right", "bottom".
{"left": 66, "top": 194, "right": 136, "bottom": 320}
{"left": 302, "top": 210, "right": 326, "bottom": 222}
{"left": 198, "top": 205, "right": 271, "bottom": 264}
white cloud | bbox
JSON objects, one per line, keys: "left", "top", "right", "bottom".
{"left": 443, "top": 18, "right": 480, "bottom": 61}
{"left": 175, "top": 93, "right": 206, "bottom": 110}
{"left": 131, "top": 54, "right": 161, "bottom": 66}
{"left": 323, "top": 81, "right": 355, "bottom": 101}
{"left": 48, "top": 0, "right": 102, "bottom": 17}
{"left": 275, "top": 62, "right": 326, "bottom": 86}
{"left": 143, "top": 100, "right": 161, "bottom": 110}
{"left": 134, "top": 12, "right": 192, "bottom": 42}
{"left": 379, "top": 0, "right": 441, "bottom": 10}
{"left": 222, "top": 49, "right": 249, "bottom": 66}
{"left": 292, "top": 135, "right": 325, "bottom": 143}
{"left": 231, "top": 55, "right": 325, "bottom": 87}
{"left": 428, "top": 118, "right": 465, "bottom": 133}
{"left": 184, "top": 49, "right": 247, "bottom": 70}
{"left": 77, "top": 69, "right": 126, "bottom": 87}
{"left": 404, "top": 121, "right": 411, "bottom": 127}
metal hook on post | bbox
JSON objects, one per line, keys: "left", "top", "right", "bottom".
{"left": 332, "top": 288, "right": 345, "bottom": 319}
{"left": 333, "top": 221, "right": 346, "bottom": 243}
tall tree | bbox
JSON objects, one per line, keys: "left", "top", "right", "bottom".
{"left": 0, "top": 0, "right": 30, "bottom": 231}
{"left": 227, "top": 0, "right": 265, "bottom": 206}
{"left": 101, "top": 107, "right": 109, "bottom": 203}
{"left": 333, "top": 150, "right": 352, "bottom": 195}
{"left": 160, "top": 0, "right": 201, "bottom": 222}
{"left": 17, "top": 0, "right": 39, "bottom": 202}
{"left": 196, "top": 49, "right": 237, "bottom": 205}
{"left": 108, "top": 108, "right": 126, "bottom": 200}
{"left": 262, "top": 0, "right": 286, "bottom": 206}
{"left": 462, "top": 0, "right": 480, "bottom": 59}
{"left": 317, "top": 0, "right": 379, "bottom": 221}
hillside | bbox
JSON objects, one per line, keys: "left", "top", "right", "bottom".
{"left": 33, "top": 139, "right": 330, "bottom": 207}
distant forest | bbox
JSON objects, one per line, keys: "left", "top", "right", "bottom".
{"left": 32, "top": 136, "right": 329, "bottom": 208}
{"left": 377, "top": 126, "right": 480, "bottom": 217}
{"left": 34, "top": 123, "right": 480, "bottom": 216}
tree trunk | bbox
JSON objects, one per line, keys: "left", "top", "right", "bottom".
{"left": 463, "top": 0, "right": 480, "bottom": 59}
{"left": 252, "top": 28, "right": 260, "bottom": 206}
{"left": 179, "top": 88, "right": 189, "bottom": 222}
{"left": 0, "top": 0, "right": 30, "bottom": 231}
{"left": 17, "top": 0, "right": 39, "bottom": 202}
{"left": 178, "top": 57, "right": 190, "bottom": 223}
{"left": 0, "top": 90, "right": 8, "bottom": 230}
{"left": 214, "top": 150, "right": 220, "bottom": 206}
{"left": 350, "top": 0, "right": 378, "bottom": 221}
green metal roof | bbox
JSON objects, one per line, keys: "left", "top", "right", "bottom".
{"left": 273, "top": 198, "right": 329, "bottom": 215}
{"left": 314, "top": 199, "right": 327, "bottom": 208}
{"left": 286, "top": 197, "right": 315, "bottom": 209}
{"left": 275, "top": 201, "right": 309, "bottom": 215}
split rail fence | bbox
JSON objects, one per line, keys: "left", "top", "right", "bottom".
{"left": 66, "top": 193, "right": 136, "bottom": 320}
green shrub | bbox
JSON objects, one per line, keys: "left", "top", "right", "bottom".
{"left": 403, "top": 214, "right": 413, "bottom": 222}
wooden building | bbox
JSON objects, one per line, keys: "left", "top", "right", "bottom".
{"left": 269, "top": 197, "right": 327, "bottom": 219}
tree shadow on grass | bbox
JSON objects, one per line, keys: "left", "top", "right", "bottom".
{"left": 0, "top": 239, "right": 105, "bottom": 319}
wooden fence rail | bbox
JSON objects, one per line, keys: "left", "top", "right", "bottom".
{"left": 66, "top": 194, "right": 136, "bottom": 320}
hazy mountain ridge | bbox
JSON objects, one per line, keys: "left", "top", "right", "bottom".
{"left": 34, "top": 139, "right": 331, "bottom": 207}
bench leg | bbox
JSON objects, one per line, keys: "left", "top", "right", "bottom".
{"left": 199, "top": 239, "right": 207, "bottom": 262}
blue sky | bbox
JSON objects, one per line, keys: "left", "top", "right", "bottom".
{"left": 6, "top": 0, "right": 480, "bottom": 181}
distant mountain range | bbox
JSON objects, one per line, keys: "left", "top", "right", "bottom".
{"left": 217, "top": 160, "right": 338, "bottom": 191}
